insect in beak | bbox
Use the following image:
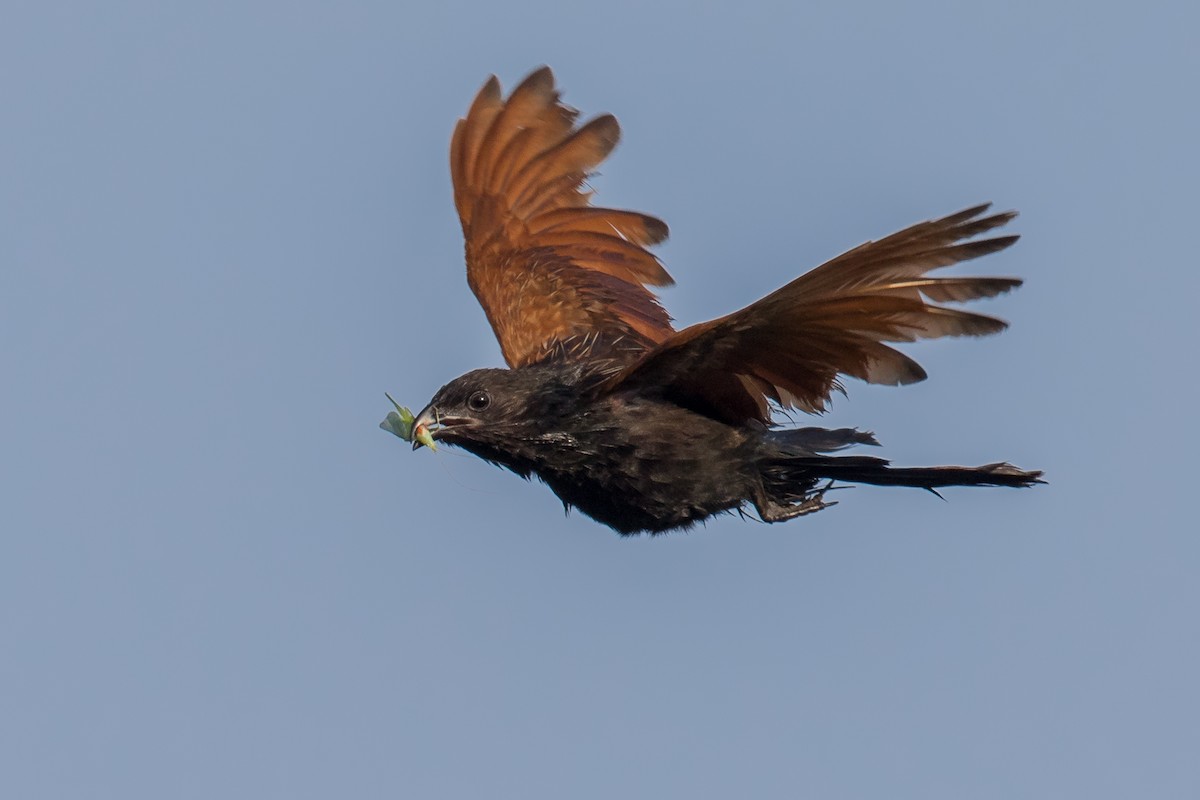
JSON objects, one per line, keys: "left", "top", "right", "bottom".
{"left": 409, "top": 405, "right": 442, "bottom": 451}
{"left": 379, "top": 393, "right": 438, "bottom": 452}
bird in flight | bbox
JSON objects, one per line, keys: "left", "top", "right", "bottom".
{"left": 382, "top": 66, "right": 1042, "bottom": 535}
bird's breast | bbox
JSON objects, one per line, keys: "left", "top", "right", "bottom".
{"left": 520, "top": 396, "right": 757, "bottom": 533}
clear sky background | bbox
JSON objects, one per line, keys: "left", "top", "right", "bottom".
{"left": 3, "top": 1, "right": 1197, "bottom": 798}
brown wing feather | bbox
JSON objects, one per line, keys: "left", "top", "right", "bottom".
{"left": 453, "top": 67, "right": 675, "bottom": 368}
{"left": 601, "top": 204, "right": 1022, "bottom": 423}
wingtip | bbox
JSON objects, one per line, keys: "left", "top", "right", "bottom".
{"left": 952, "top": 203, "right": 1018, "bottom": 228}
{"left": 643, "top": 215, "right": 670, "bottom": 245}
{"left": 525, "top": 64, "right": 555, "bottom": 85}
{"left": 970, "top": 203, "right": 1020, "bottom": 227}
{"left": 509, "top": 66, "right": 557, "bottom": 102}
{"left": 585, "top": 113, "right": 622, "bottom": 152}
{"left": 981, "top": 233, "right": 1021, "bottom": 251}
{"left": 476, "top": 74, "right": 502, "bottom": 104}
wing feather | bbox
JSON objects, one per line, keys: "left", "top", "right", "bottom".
{"left": 451, "top": 77, "right": 502, "bottom": 219}
{"left": 528, "top": 207, "right": 670, "bottom": 246}
{"left": 452, "top": 68, "right": 674, "bottom": 367}
{"left": 509, "top": 115, "right": 620, "bottom": 212}
{"left": 601, "top": 205, "right": 1022, "bottom": 421}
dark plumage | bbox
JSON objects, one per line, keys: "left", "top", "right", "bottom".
{"left": 412, "top": 362, "right": 1039, "bottom": 535}
{"left": 389, "top": 67, "right": 1043, "bottom": 535}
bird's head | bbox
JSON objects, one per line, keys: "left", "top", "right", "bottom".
{"left": 408, "top": 367, "right": 558, "bottom": 455}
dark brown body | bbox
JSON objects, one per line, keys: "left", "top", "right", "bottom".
{"left": 418, "top": 364, "right": 1041, "bottom": 535}
{"left": 529, "top": 395, "right": 753, "bottom": 533}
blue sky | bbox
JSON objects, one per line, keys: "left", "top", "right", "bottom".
{"left": 3, "top": 1, "right": 1197, "bottom": 797}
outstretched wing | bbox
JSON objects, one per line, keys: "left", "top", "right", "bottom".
{"left": 451, "top": 67, "right": 675, "bottom": 368}
{"left": 601, "top": 204, "right": 1022, "bottom": 423}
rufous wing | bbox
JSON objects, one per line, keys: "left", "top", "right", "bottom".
{"left": 602, "top": 204, "right": 1023, "bottom": 423}
{"left": 451, "top": 67, "right": 675, "bottom": 367}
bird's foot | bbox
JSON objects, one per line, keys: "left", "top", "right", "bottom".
{"left": 753, "top": 481, "right": 838, "bottom": 523}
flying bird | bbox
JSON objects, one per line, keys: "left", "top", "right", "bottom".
{"left": 385, "top": 66, "right": 1042, "bottom": 535}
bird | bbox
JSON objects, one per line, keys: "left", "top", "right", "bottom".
{"left": 385, "top": 66, "right": 1043, "bottom": 535}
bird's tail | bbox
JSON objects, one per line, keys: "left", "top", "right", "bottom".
{"left": 783, "top": 455, "right": 1044, "bottom": 491}
{"left": 764, "top": 427, "right": 1042, "bottom": 490}
{"left": 753, "top": 429, "right": 1042, "bottom": 521}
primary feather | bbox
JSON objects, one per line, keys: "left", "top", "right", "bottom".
{"left": 452, "top": 66, "right": 675, "bottom": 368}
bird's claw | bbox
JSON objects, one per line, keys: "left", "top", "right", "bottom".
{"left": 753, "top": 481, "right": 839, "bottom": 523}
{"left": 793, "top": 481, "right": 838, "bottom": 517}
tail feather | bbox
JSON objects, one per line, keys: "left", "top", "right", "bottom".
{"left": 753, "top": 443, "right": 1041, "bottom": 522}
{"left": 771, "top": 427, "right": 880, "bottom": 453}
{"left": 782, "top": 455, "right": 1044, "bottom": 490}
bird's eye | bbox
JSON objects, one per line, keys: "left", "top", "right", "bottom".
{"left": 467, "top": 390, "right": 491, "bottom": 412}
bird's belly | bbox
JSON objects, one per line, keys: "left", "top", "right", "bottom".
{"left": 534, "top": 428, "right": 753, "bottom": 535}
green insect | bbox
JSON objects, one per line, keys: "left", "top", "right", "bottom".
{"left": 379, "top": 393, "right": 436, "bottom": 451}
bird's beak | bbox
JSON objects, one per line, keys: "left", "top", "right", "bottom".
{"left": 410, "top": 405, "right": 477, "bottom": 451}
{"left": 410, "top": 406, "right": 440, "bottom": 451}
